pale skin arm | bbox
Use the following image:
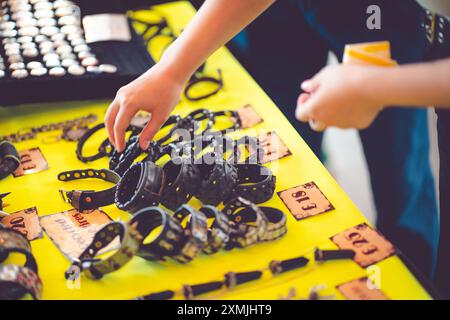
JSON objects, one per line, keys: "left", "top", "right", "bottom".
{"left": 105, "top": 0, "right": 275, "bottom": 152}
{"left": 296, "top": 58, "right": 450, "bottom": 131}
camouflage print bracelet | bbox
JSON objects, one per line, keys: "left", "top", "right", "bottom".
{"left": 222, "top": 197, "right": 268, "bottom": 249}
{"left": 65, "top": 221, "right": 141, "bottom": 280}
{"left": 0, "top": 265, "right": 43, "bottom": 300}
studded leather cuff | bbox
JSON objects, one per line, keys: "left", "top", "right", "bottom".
{"left": 172, "top": 205, "right": 209, "bottom": 263}
{"left": 195, "top": 154, "right": 238, "bottom": 206}
{"left": 115, "top": 161, "right": 165, "bottom": 214}
{"left": 58, "top": 168, "right": 120, "bottom": 212}
{"left": 199, "top": 205, "right": 231, "bottom": 255}
{"left": 0, "top": 228, "right": 38, "bottom": 273}
{"left": 160, "top": 159, "right": 201, "bottom": 211}
{"left": 130, "top": 207, "right": 185, "bottom": 262}
{"left": 225, "top": 164, "right": 276, "bottom": 204}
{"left": 222, "top": 197, "right": 268, "bottom": 249}
{"left": 65, "top": 221, "right": 140, "bottom": 280}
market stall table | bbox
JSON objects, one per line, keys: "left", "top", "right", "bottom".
{"left": 0, "top": 1, "right": 433, "bottom": 300}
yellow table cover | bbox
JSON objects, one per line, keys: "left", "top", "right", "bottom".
{"left": 0, "top": 1, "right": 431, "bottom": 300}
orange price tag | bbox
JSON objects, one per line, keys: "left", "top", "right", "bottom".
{"left": 0, "top": 207, "right": 43, "bottom": 241}
{"left": 236, "top": 104, "right": 263, "bottom": 129}
{"left": 331, "top": 223, "right": 396, "bottom": 268}
{"left": 337, "top": 277, "right": 389, "bottom": 300}
{"left": 13, "top": 147, "right": 49, "bottom": 177}
{"left": 277, "top": 181, "right": 334, "bottom": 220}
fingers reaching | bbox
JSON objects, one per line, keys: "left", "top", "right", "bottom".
{"left": 114, "top": 106, "right": 135, "bottom": 153}
{"left": 139, "top": 114, "right": 164, "bottom": 150}
{"left": 105, "top": 99, "right": 120, "bottom": 148}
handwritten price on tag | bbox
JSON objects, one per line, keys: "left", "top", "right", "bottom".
{"left": 331, "top": 223, "right": 396, "bottom": 268}
{"left": 13, "top": 147, "right": 49, "bottom": 177}
{"left": 0, "top": 207, "right": 43, "bottom": 241}
{"left": 278, "top": 182, "right": 334, "bottom": 220}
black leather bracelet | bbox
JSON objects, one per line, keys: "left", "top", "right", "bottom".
{"left": 257, "top": 207, "right": 287, "bottom": 242}
{"left": 65, "top": 221, "right": 140, "bottom": 280}
{"left": 130, "top": 207, "right": 185, "bottom": 262}
{"left": 0, "top": 228, "right": 38, "bottom": 273}
{"left": 195, "top": 154, "right": 238, "bottom": 206}
{"left": 76, "top": 123, "right": 110, "bottom": 163}
{"left": 222, "top": 197, "right": 268, "bottom": 249}
{"left": 225, "top": 164, "right": 276, "bottom": 204}
{"left": 210, "top": 110, "right": 241, "bottom": 134}
{"left": 184, "top": 69, "right": 224, "bottom": 102}
{"left": 77, "top": 124, "right": 140, "bottom": 164}
{"left": 115, "top": 161, "right": 165, "bottom": 213}
{"left": 160, "top": 159, "right": 201, "bottom": 211}
{"left": 172, "top": 205, "right": 209, "bottom": 263}
{"left": 58, "top": 168, "right": 121, "bottom": 212}
{"left": 199, "top": 205, "right": 231, "bottom": 255}
{"left": 0, "top": 141, "right": 20, "bottom": 180}
{"left": 0, "top": 265, "right": 43, "bottom": 300}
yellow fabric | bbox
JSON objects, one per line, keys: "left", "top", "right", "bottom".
{"left": 0, "top": 2, "right": 430, "bottom": 300}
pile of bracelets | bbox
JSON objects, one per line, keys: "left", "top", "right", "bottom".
{"left": 60, "top": 109, "right": 272, "bottom": 213}
{"left": 0, "top": 225, "right": 42, "bottom": 300}
{"left": 58, "top": 107, "right": 287, "bottom": 282}
{"left": 65, "top": 199, "right": 287, "bottom": 281}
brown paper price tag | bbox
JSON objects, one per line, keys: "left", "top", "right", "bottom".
{"left": 331, "top": 223, "right": 396, "bottom": 268}
{"left": 237, "top": 104, "right": 263, "bottom": 129}
{"left": 13, "top": 147, "right": 49, "bottom": 177}
{"left": 246, "top": 131, "right": 291, "bottom": 164}
{"left": 277, "top": 182, "right": 334, "bottom": 220}
{"left": 40, "top": 209, "right": 117, "bottom": 260}
{"left": 337, "top": 277, "right": 388, "bottom": 300}
{"left": 0, "top": 207, "right": 43, "bottom": 241}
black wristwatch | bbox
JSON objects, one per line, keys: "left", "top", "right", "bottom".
{"left": 195, "top": 154, "right": 238, "bottom": 206}
{"left": 0, "top": 265, "right": 43, "bottom": 300}
{"left": 0, "top": 141, "right": 20, "bottom": 180}
{"left": 222, "top": 197, "right": 268, "bottom": 249}
{"left": 225, "top": 164, "right": 276, "bottom": 204}
{"left": 65, "top": 221, "right": 140, "bottom": 280}
{"left": 0, "top": 228, "right": 38, "bottom": 273}
{"left": 58, "top": 168, "right": 121, "bottom": 212}
{"left": 115, "top": 161, "right": 165, "bottom": 213}
{"left": 160, "top": 159, "right": 201, "bottom": 211}
{"left": 130, "top": 207, "right": 185, "bottom": 262}
{"left": 199, "top": 205, "right": 231, "bottom": 255}
{"left": 172, "top": 205, "right": 209, "bottom": 263}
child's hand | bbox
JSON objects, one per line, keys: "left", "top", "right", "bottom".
{"left": 296, "top": 65, "right": 385, "bottom": 131}
{"left": 105, "top": 63, "right": 186, "bottom": 152}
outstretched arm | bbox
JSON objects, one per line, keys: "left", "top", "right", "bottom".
{"left": 105, "top": 0, "right": 275, "bottom": 152}
{"left": 296, "top": 58, "right": 450, "bottom": 130}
